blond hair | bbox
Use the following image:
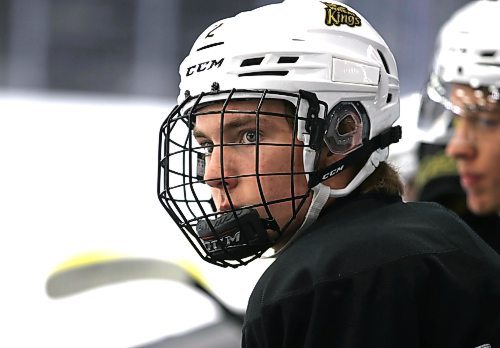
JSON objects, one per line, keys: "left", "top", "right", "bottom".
{"left": 357, "top": 161, "right": 404, "bottom": 196}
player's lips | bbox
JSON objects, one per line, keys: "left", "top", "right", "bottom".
{"left": 459, "top": 172, "right": 483, "bottom": 190}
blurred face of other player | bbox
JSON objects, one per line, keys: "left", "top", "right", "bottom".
{"left": 193, "top": 99, "right": 311, "bottom": 245}
{"left": 446, "top": 84, "right": 500, "bottom": 214}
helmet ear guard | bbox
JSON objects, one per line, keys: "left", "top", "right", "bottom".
{"left": 298, "top": 96, "right": 401, "bottom": 188}
{"left": 306, "top": 99, "right": 401, "bottom": 188}
{"left": 324, "top": 101, "right": 369, "bottom": 155}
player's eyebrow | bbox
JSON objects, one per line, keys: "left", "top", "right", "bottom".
{"left": 192, "top": 127, "right": 208, "bottom": 139}
{"left": 193, "top": 115, "right": 269, "bottom": 139}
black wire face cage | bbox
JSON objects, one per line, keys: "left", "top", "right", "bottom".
{"left": 158, "top": 89, "right": 327, "bottom": 268}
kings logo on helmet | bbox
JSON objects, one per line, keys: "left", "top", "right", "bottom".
{"left": 322, "top": 2, "right": 362, "bottom": 27}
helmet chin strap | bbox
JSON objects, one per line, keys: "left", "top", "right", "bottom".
{"left": 327, "top": 147, "right": 386, "bottom": 197}
{"left": 293, "top": 183, "right": 331, "bottom": 235}
{"left": 268, "top": 183, "right": 330, "bottom": 257}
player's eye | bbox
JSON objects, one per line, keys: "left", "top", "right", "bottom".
{"left": 242, "top": 130, "right": 259, "bottom": 144}
{"left": 476, "top": 114, "right": 500, "bottom": 129}
{"left": 463, "top": 112, "right": 500, "bottom": 130}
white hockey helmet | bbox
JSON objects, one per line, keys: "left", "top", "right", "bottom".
{"left": 158, "top": 0, "right": 401, "bottom": 267}
{"left": 418, "top": 0, "right": 500, "bottom": 144}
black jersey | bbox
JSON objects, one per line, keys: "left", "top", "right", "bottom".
{"left": 463, "top": 212, "right": 500, "bottom": 254}
{"left": 243, "top": 193, "right": 500, "bottom": 348}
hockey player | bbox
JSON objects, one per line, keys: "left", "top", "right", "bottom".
{"left": 158, "top": 1, "right": 500, "bottom": 346}
{"left": 417, "top": 0, "right": 500, "bottom": 252}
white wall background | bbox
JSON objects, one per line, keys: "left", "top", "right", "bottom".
{"left": 0, "top": 90, "right": 272, "bottom": 347}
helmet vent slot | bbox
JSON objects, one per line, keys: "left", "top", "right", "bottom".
{"left": 377, "top": 49, "right": 390, "bottom": 74}
{"left": 386, "top": 93, "right": 393, "bottom": 104}
{"left": 197, "top": 42, "right": 224, "bottom": 51}
{"left": 480, "top": 50, "right": 496, "bottom": 57}
{"left": 278, "top": 56, "right": 299, "bottom": 64}
{"left": 238, "top": 71, "right": 289, "bottom": 77}
{"left": 477, "top": 62, "right": 500, "bottom": 67}
{"left": 240, "top": 57, "right": 264, "bottom": 67}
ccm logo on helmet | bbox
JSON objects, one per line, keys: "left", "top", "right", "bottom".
{"left": 321, "top": 165, "right": 345, "bottom": 181}
{"left": 186, "top": 58, "right": 224, "bottom": 76}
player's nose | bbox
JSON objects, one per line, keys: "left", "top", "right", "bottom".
{"left": 445, "top": 121, "right": 477, "bottom": 161}
{"left": 203, "top": 146, "right": 238, "bottom": 190}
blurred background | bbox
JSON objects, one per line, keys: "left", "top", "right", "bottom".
{"left": 0, "top": 0, "right": 472, "bottom": 347}
{"left": 0, "top": 0, "right": 471, "bottom": 97}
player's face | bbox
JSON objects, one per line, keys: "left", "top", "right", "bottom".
{"left": 193, "top": 99, "right": 311, "bottom": 240}
{"left": 445, "top": 84, "right": 500, "bottom": 214}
